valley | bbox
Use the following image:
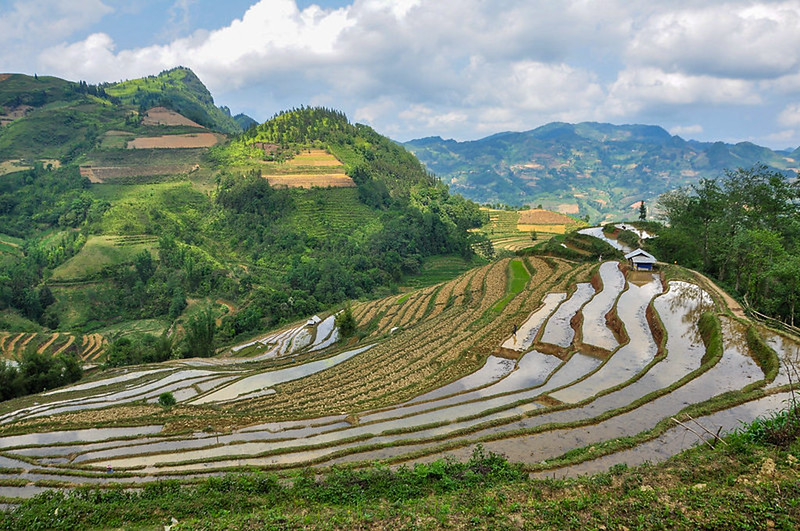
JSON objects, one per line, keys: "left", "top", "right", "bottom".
{"left": 1, "top": 67, "right": 799, "bottom": 529}
{"left": 1, "top": 254, "right": 797, "bottom": 505}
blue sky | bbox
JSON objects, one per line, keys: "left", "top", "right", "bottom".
{"left": 2, "top": 0, "right": 800, "bottom": 150}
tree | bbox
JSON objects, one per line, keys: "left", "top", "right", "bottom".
{"left": 639, "top": 201, "right": 647, "bottom": 221}
{"left": 158, "top": 392, "right": 177, "bottom": 408}
{"left": 335, "top": 306, "right": 357, "bottom": 338}
{"left": 530, "top": 230, "right": 538, "bottom": 241}
{"left": 184, "top": 306, "right": 217, "bottom": 358}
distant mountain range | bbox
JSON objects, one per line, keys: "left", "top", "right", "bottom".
{"left": 404, "top": 123, "right": 799, "bottom": 221}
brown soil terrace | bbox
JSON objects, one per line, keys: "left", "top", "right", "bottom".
{"left": 142, "top": 107, "right": 203, "bottom": 128}
{"left": 518, "top": 209, "right": 575, "bottom": 225}
{"left": 127, "top": 133, "right": 221, "bottom": 149}
{"left": 80, "top": 164, "right": 198, "bottom": 183}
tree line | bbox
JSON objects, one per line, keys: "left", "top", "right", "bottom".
{"left": 651, "top": 165, "right": 800, "bottom": 326}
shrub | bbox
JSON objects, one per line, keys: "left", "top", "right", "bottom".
{"left": 158, "top": 392, "right": 176, "bottom": 408}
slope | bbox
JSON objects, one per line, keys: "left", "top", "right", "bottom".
{"left": 103, "top": 67, "right": 246, "bottom": 134}
{"left": 404, "top": 122, "right": 798, "bottom": 221}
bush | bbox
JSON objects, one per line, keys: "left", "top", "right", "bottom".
{"left": 158, "top": 392, "right": 176, "bottom": 408}
{"left": 334, "top": 306, "right": 357, "bottom": 338}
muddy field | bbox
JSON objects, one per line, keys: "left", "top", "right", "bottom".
{"left": 79, "top": 164, "right": 197, "bottom": 183}
{"left": 141, "top": 107, "right": 203, "bottom": 128}
{"left": 127, "top": 133, "right": 221, "bottom": 149}
{"left": 265, "top": 174, "right": 356, "bottom": 189}
{"left": 518, "top": 209, "right": 576, "bottom": 225}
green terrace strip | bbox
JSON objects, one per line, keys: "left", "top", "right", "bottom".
{"left": 489, "top": 259, "right": 532, "bottom": 313}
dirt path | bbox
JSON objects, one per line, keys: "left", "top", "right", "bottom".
{"left": 691, "top": 270, "right": 745, "bottom": 318}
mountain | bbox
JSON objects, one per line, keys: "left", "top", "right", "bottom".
{"left": 0, "top": 68, "right": 486, "bottom": 358}
{"left": 102, "top": 67, "right": 246, "bottom": 134}
{"left": 404, "top": 122, "right": 799, "bottom": 221}
{"left": 0, "top": 68, "right": 253, "bottom": 163}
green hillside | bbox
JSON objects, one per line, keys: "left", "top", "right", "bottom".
{"left": 404, "top": 122, "right": 798, "bottom": 221}
{"left": 103, "top": 67, "right": 245, "bottom": 134}
{"left": 0, "top": 71, "right": 487, "bottom": 369}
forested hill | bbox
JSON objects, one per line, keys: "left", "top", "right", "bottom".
{"left": 0, "top": 68, "right": 251, "bottom": 162}
{"left": 229, "top": 107, "right": 441, "bottom": 198}
{"left": 103, "top": 67, "right": 245, "bottom": 134}
{"left": 1, "top": 94, "right": 487, "bottom": 366}
{"left": 404, "top": 122, "right": 798, "bottom": 221}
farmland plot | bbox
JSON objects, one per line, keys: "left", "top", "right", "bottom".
{"left": 0, "top": 256, "right": 795, "bottom": 500}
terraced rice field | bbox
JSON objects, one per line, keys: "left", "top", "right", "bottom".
{"left": 478, "top": 208, "right": 586, "bottom": 252}
{"left": 0, "top": 251, "right": 797, "bottom": 501}
{"left": 0, "top": 331, "right": 107, "bottom": 362}
{"left": 126, "top": 133, "right": 222, "bottom": 149}
{"left": 261, "top": 149, "right": 355, "bottom": 189}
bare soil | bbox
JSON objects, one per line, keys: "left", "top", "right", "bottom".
{"left": 142, "top": 107, "right": 204, "bottom": 128}
{"left": 265, "top": 174, "right": 356, "bottom": 189}
{"left": 127, "top": 133, "right": 221, "bottom": 149}
{"left": 80, "top": 164, "right": 197, "bottom": 182}
{"left": 518, "top": 209, "right": 575, "bottom": 225}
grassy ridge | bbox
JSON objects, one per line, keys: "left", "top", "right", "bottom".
{"left": 2, "top": 434, "right": 799, "bottom": 529}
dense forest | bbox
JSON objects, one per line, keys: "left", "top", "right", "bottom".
{"left": 650, "top": 165, "right": 800, "bottom": 326}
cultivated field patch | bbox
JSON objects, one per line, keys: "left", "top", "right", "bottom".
{"left": 50, "top": 235, "right": 158, "bottom": 282}
{"left": 518, "top": 209, "right": 576, "bottom": 225}
{"left": 0, "top": 331, "right": 107, "bottom": 362}
{"left": 142, "top": 106, "right": 204, "bottom": 128}
{"left": 127, "top": 132, "right": 222, "bottom": 149}
{"left": 260, "top": 149, "right": 355, "bottom": 189}
{"left": 80, "top": 164, "right": 197, "bottom": 183}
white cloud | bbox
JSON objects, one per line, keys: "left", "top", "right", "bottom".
{"left": 0, "top": 0, "right": 112, "bottom": 72}
{"left": 0, "top": 0, "right": 111, "bottom": 43}
{"left": 765, "top": 129, "right": 797, "bottom": 144}
{"left": 627, "top": 2, "right": 800, "bottom": 79}
{"left": 606, "top": 68, "right": 760, "bottom": 116}
{"left": 16, "top": 1, "right": 800, "bottom": 146}
{"left": 778, "top": 103, "right": 800, "bottom": 127}
{"left": 669, "top": 124, "right": 704, "bottom": 137}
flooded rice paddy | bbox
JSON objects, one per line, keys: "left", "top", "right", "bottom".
{"left": 0, "top": 256, "right": 796, "bottom": 498}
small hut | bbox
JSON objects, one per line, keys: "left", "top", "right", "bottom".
{"left": 625, "top": 249, "right": 657, "bottom": 271}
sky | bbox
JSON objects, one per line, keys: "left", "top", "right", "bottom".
{"left": 2, "top": 0, "right": 800, "bottom": 149}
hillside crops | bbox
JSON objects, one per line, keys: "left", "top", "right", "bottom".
{"left": 0, "top": 331, "right": 107, "bottom": 362}
{"left": 260, "top": 149, "right": 355, "bottom": 189}
{"left": 2, "top": 253, "right": 793, "bottom": 501}
{"left": 477, "top": 208, "right": 586, "bottom": 252}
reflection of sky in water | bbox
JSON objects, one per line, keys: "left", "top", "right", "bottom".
{"left": 535, "top": 391, "right": 795, "bottom": 479}
{"left": 93, "top": 354, "right": 605, "bottom": 471}
{"left": 582, "top": 261, "right": 626, "bottom": 351}
{"left": 0, "top": 426, "right": 162, "bottom": 448}
{"left": 763, "top": 328, "right": 800, "bottom": 389}
{"left": 551, "top": 275, "right": 662, "bottom": 403}
{"left": 363, "top": 351, "right": 561, "bottom": 423}
{"left": 192, "top": 346, "right": 374, "bottom": 404}
{"left": 540, "top": 283, "right": 595, "bottom": 347}
{"left": 502, "top": 293, "right": 565, "bottom": 351}
{"left": 578, "top": 227, "right": 632, "bottom": 252}
{"left": 397, "top": 356, "right": 515, "bottom": 405}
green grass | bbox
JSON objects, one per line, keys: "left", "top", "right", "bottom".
{"left": 0, "top": 232, "right": 23, "bottom": 256}
{"left": 92, "top": 181, "right": 217, "bottom": 236}
{"left": 3, "top": 434, "right": 799, "bottom": 530}
{"left": 402, "top": 255, "right": 486, "bottom": 289}
{"left": 96, "top": 318, "right": 170, "bottom": 339}
{"left": 50, "top": 236, "right": 158, "bottom": 281}
{"left": 490, "top": 259, "right": 531, "bottom": 312}
{"left": 287, "top": 188, "right": 382, "bottom": 241}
